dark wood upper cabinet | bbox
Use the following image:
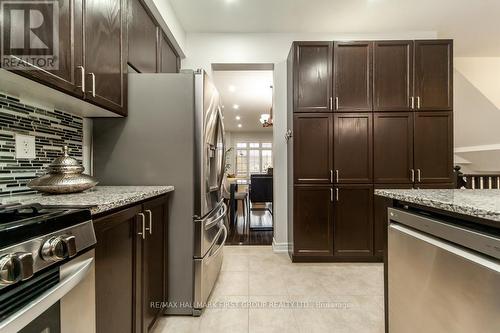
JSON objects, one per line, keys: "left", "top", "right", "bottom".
{"left": 334, "top": 113, "right": 373, "bottom": 183}
{"left": 128, "top": 0, "right": 158, "bottom": 73}
{"left": 293, "top": 42, "right": 333, "bottom": 112}
{"left": 94, "top": 205, "right": 142, "bottom": 333}
{"left": 414, "top": 40, "right": 453, "bottom": 111}
{"left": 8, "top": 0, "right": 84, "bottom": 97}
{"left": 293, "top": 113, "right": 333, "bottom": 184}
{"left": 293, "top": 185, "right": 334, "bottom": 257}
{"left": 142, "top": 196, "right": 168, "bottom": 331}
{"left": 414, "top": 111, "right": 453, "bottom": 183}
{"left": 373, "top": 112, "right": 414, "bottom": 184}
{"left": 334, "top": 185, "right": 374, "bottom": 257}
{"left": 84, "top": 0, "right": 127, "bottom": 115}
{"left": 159, "top": 33, "right": 179, "bottom": 73}
{"left": 333, "top": 42, "right": 372, "bottom": 112}
{"left": 373, "top": 41, "right": 413, "bottom": 111}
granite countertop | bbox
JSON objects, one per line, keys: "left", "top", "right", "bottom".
{"left": 0, "top": 186, "right": 174, "bottom": 215}
{"left": 375, "top": 189, "right": 500, "bottom": 222}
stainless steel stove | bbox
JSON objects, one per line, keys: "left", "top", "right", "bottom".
{"left": 0, "top": 203, "right": 96, "bottom": 333}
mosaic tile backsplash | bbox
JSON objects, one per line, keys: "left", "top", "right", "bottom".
{"left": 0, "top": 93, "right": 83, "bottom": 196}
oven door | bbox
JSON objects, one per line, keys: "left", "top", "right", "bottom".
{"left": 0, "top": 250, "right": 95, "bottom": 333}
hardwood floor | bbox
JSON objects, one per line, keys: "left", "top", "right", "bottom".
{"left": 226, "top": 202, "right": 273, "bottom": 246}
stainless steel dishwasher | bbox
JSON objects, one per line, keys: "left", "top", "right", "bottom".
{"left": 387, "top": 207, "right": 500, "bottom": 333}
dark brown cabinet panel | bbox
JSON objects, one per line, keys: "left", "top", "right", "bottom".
{"left": 128, "top": 0, "right": 158, "bottom": 73}
{"left": 414, "top": 112, "right": 453, "bottom": 183}
{"left": 293, "top": 42, "right": 333, "bottom": 112}
{"left": 142, "top": 196, "right": 168, "bottom": 331}
{"left": 373, "top": 41, "right": 413, "bottom": 111}
{"left": 333, "top": 42, "right": 372, "bottom": 111}
{"left": 293, "top": 113, "right": 333, "bottom": 184}
{"left": 334, "top": 185, "right": 374, "bottom": 257}
{"left": 85, "top": 0, "right": 127, "bottom": 114}
{"left": 373, "top": 184, "right": 412, "bottom": 257}
{"left": 293, "top": 185, "right": 334, "bottom": 257}
{"left": 373, "top": 112, "right": 414, "bottom": 183}
{"left": 415, "top": 183, "right": 454, "bottom": 189}
{"left": 414, "top": 40, "right": 453, "bottom": 111}
{"left": 159, "top": 33, "right": 179, "bottom": 73}
{"left": 9, "top": 0, "right": 84, "bottom": 97}
{"left": 334, "top": 113, "right": 373, "bottom": 183}
{"left": 94, "top": 205, "right": 142, "bottom": 333}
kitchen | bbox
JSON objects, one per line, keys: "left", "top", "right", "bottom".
{"left": 0, "top": 0, "right": 499, "bottom": 332}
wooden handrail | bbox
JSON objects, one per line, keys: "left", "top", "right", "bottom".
{"left": 454, "top": 166, "right": 500, "bottom": 189}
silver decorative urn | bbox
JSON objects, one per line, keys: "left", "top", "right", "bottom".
{"left": 27, "top": 146, "right": 98, "bottom": 194}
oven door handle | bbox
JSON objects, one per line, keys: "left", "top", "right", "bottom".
{"left": 0, "top": 257, "right": 94, "bottom": 333}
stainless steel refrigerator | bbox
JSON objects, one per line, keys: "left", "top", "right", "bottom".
{"left": 93, "top": 70, "right": 227, "bottom": 316}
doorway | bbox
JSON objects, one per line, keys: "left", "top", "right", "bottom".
{"left": 212, "top": 64, "right": 274, "bottom": 245}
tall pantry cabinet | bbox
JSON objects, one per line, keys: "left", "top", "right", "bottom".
{"left": 287, "top": 40, "right": 454, "bottom": 262}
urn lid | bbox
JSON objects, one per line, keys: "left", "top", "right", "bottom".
{"left": 47, "top": 146, "right": 84, "bottom": 174}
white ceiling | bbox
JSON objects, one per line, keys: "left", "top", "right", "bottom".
{"left": 168, "top": 0, "right": 500, "bottom": 56}
{"left": 212, "top": 70, "right": 273, "bottom": 132}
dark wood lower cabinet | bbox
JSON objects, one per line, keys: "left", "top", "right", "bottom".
{"left": 293, "top": 185, "right": 334, "bottom": 258}
{"left": 94, "top": 194, "right": 170, "bottom": 333}
{"left": 373, "top": 184, "right": 412, "bottom": 259}
{"left": 334, "top": 185, "right": 374, "bottom": 258}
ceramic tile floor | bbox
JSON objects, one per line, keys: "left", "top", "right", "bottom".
{"left": 154, "top": 246, "right": 384, "bottom": 333}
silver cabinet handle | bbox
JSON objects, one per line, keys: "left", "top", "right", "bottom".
{"left": 417, "top": 96, "right": 421, "bottom": 109}
{"left": 335, "top": 169, "right": 339, "bottom": 183}
{"left": 335, "top": 188, "right": 339, "bottom": 201}
{"left": 77, "top": 66, "right": 85, "bottom": 93}
{"left": 410, "top": 169, "right": 415, "bottom": 182}
{"left": 410, "top": 96, "right": 414, "bottom": 110}
{"left": 335, "top": 97, "right": 339, "bottom": 110}
{"left": 417, "top": 169, "right": 422, "bottom": 182}
{"left": 138, "top": 213, "right": 146, "bottom": 240}
{"left": 330, "top": 188, "right": 334, "bottom": 202}
{"left": 329, "top": 97, "right": 333, "bottom": 111}
{"left": 145, "top": 210, "right": 153, "bottom": 235}
{"left": 285, "top": 129, "right": 292, "bottom": 142}
{"left": 88, "top": 73, "right": 96, "bottom": 97}
{"left": 330, "top": 170, "right": 333, "bottom": 183}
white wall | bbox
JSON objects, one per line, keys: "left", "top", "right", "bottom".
{"left": 453, "top": 57, "right": 500, "bottom": 172}
{"left": 181, "top": 31, "right": 437, "bottom": 251}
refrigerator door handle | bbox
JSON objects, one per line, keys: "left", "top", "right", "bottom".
{"left": 208, "top": 224, "right": 227, "bottom": 259}
{"left": 204, "top": 203, "right": 227, "bottom": 230}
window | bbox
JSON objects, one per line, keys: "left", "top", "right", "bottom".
{"left": 235, "top": 142, "right": 273, "bottom": 177}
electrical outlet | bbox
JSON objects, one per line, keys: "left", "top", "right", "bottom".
{"left": 15, "top": 134, "right": 36, "bottom": 159}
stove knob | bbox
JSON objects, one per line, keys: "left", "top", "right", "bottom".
{"left": 0, "top": 252, "right": 33, "bottom": 285}
{"left": 41, "top": 235, "right": 77, "bottom": 262}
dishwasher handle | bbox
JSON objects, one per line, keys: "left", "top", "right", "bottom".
{"left": 389, "top": 223, "right": 500, "bottom": 273}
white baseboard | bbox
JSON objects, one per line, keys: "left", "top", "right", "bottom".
{"left": 272, "top": 238, "right": 289, "bottom": 253}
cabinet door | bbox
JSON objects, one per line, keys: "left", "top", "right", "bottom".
{"left": 293, "top": 185, "right": 334, "bottom": 257}
{"left": 373, "top": 112, "right": 413, "bottom": 184}
{"left": 334, "top": 185, "right": 374, "bottom": 257}
{"left": 159, "top": 33, "right": 179, "bottom": 73}
{"left": 128, "top": 0, "right": 158, "bottom": 73}
{"left": 414, "top": 40, "right": 453, "bottom": 111}
{"left": 8, "top": 0, "right": 84, "bottom": 97}
{"left": 94, "top": 205, "right": 142, "bottom": 333}
{"left": 85, "top": 0, "right": 127, "bottom": 114}
{"left": 373, "top": 41, "right": 413, "bottom": 111}
{"left": 293, "top": 113, "right": 333, "bottom": 184}
{"left": 373, "top": 184, "right": 412, "bottom": 258}
{"left": 333, "top": 113, "right": 373, "bottom": 183}
{"left": 293, "top": 42, "right": 333, "bottom": 112}
{"left": 414, "top": 112, "right": 453, "bottom": 183}
{"left": 333, "top": 42, "right": 372, "bottom": 111}
{"left": 142, "top": 196, "right": 168, "bottom": 331}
